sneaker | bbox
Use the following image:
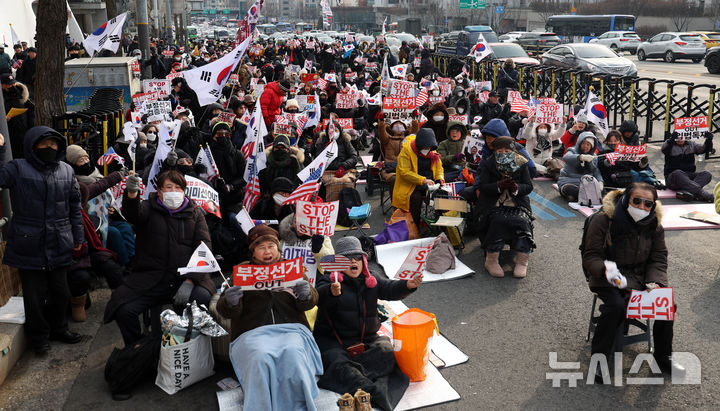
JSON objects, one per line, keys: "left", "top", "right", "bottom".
{"left": 697, "top": 191, "right": 715, "bottom": 203}
{"left": 353, "top": 389, "right": 372, "bottom": 411}
{"left": 675, "top": 191, "right": 694, "bottom": 202}
{"left": 337, "top": 393, "right": 354, "bottom": 411}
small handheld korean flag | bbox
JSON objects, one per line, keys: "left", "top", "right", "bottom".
{"left": 582, "top": 90, "right": 609, "bottom": 137}
{"left": 470, "top": 34, "right": 492, "bottom": 63}
{"left": 178, "top": 241, "right": 219, "bottom": 274}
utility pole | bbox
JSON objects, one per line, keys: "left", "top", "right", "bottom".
{"left": 153, "top": 0, "right": 160, "bottom": 37}
{"left": 137, "top": 0, "right": 152, "bottom": 78}
{"left": 166, "top": 0, "right": 173, "bottom": 42}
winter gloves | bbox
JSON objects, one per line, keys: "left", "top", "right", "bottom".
{"left": 126, "top": 174, "right": 141, "bottom": 194}
{"left": 497, "top": 177, "right": 518, "bottom": 193}
{"left": 311, "top": 234, "right": 324, "bottom": 253}
{"left": 166, "top": 150, "right": 178, "bottom": 167}
{"left": 578, "top": 154, "right": 594, "bottom": 163}
{"left": 224, "top": 286, "right": 244, "bottom": 306}
{"left": 453, "top": 152, "right": 465, "bottom": 162}
{"left": 335, "top": 166, "right": 346, "bottom": 178}
{"left": 292, "top": 280, "right": 312, "bottom": 301}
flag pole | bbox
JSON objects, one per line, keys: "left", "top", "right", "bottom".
{"left": 64, "top": 51, "right": 98, "bottom": 97}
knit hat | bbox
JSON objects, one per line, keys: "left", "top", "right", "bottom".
{"left": 492, "top": 136, "right": 515, "bottom": 151}
{"left": 271, "top": 177, "right": 296, "bottom": 194}
{"left": 575, "top": 113, "right": 588, "bottom": 124}
{"left": 481, "top": 118, "right": 510, "bottom": 138}
{"left": 285, "top": 99, "right": 299, "bottom": 110}
{"left": 330, "top": 237, "right": 377, "bottom": 288}
{"left": 247, "top": 224, "right": 280, "bottom": 254}
{"left": 278, "top": 80, "right": 291, "bottom": 93}
{"left": 66, "top": 144, "right": 89, "bottom": 165}
{"left": 212, "top": 121, "right": 231, "bottom": 137}
{"left": 273, "top": 134, "right": 291, "bottom": 148}
{"left": 415, "top": 128, "right": 438, "bottom": 151}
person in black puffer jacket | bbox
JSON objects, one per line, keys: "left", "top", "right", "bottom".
{"left": 661, "top": 131, "right": 714, "bottom": 202}
{"left": 314, "top": 237, "right": 421, "bottom": 411}
{"left": 422, "top": 102, "right": 449, "bottom": 144}
{"left": 0, "top": 126, "right": 85, "bottom": 354}
{"left": 497, "top": 59, "right": 519, "bottom": 103}
{"left": 258, "top": 134, "right": 304, "bottom": 194}
{"left": 475, "top": 91, "right": 504, "bottom": 128}
{"left": 207, "top": 122, "right": 247, "bottom": 214}
{"left": 618, "top": 119, "right": 642, "bottom": 145}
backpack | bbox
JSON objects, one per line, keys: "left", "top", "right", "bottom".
{"left": 579, "top": 211, "right": 613, "bottom": 281}
{"left": 105, "top": 335, "right": 160, "bottom": 394}
{"left": 337, "top": 187, "right": 363, "bottom": 227}
{"left": 578, "top": 175, "right": 603, "bottom": 207}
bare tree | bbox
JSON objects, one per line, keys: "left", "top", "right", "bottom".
{"left": 34, "top": 0, "right": 67, "bottom": 126}
{"left": 530, "top": 1, "right": 571, "bottom": 22}
{"left": 669, "top": 0, "right": 692, "bottom": 31}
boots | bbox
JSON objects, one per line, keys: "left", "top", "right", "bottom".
{"left": 353, "top": 388, "right": 372, "bottom": 411}
{"left": 513, "top": 252, "right": 530, "bottom": 278}
{"left": 70, "top": 295, "right": 87, "bottom": 322}
{"left": 484, "top": 251, "right": 504, "bottom": 277}
{"left": 337, "top": 393, "right": 354, "bottom": 411}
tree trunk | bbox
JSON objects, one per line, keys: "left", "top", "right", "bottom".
{"left": 106, "top": 0, "right": 118, "bottom": 20}
{"left": 35, "top": 0, "right": 68, "bottom": 126}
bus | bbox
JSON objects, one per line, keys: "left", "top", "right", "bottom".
{"left": 258, "top": 23, "right": 277, "bottom": 35}
{"left": 545, "top": 15, "right": 636, "bottom": 43}
{"left": 276, "top": 22, "right": 293, "bottom": 33}
{"left": 187, "top": 26, "right": 197, "bottom": 40}
{"left": 295, "top": 22, "right": 313, "bottom": 32}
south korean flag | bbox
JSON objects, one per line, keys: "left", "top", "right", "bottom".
{"left": 183, "top": 37, "right": 252, "bottom": 106}
{"left": 83, "top": 12, "right": 128, "bottom": 55}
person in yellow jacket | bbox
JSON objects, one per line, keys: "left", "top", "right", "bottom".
{"left": 392, "top": 128, "right": 445, "bottom": 226}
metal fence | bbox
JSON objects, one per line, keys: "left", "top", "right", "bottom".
{"left": 432, "top": 53, "right": 720, "bottom": 144}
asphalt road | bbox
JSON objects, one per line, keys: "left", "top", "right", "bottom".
{"left": 2, "top": 143, "right": 720, "bottom": 410}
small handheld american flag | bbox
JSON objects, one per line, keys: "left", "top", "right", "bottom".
{"left": 97, "top": 147, "right": 125, "bottom": 166}
{"left": 319, "top": 254, "right": 352, "bottom": 272}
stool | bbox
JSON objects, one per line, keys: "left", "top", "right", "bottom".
{"left": 345, "top": 204, "right": 371, "bottom": 239}
{"left": 586, "top": 294, "right": 653, "bottom": 353}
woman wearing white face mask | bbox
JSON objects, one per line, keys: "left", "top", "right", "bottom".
{"left": 393, "top": 128, "right": 445, "bottom": 226}
{"left": 581, "top": 182, "right": 682, "bottom": 380}
{"left": 520, "top": 114, "right": 567, "bottom": 178}
{"left": 249, "top": 177, "right": 296, "bottom": 231}
{"left": 421, "top": 102, "right": 449, "bottom": 144}
{"left": 105, "top": 170, "right": 216, "bottom": 351}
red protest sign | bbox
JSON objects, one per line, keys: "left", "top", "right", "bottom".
{"left": 233, "top": 258, "right": 304, "bottom": 291}
{"left": 166, "top": 71, "right": 183, "bottom": 80}
{"left": 162, "top": 49, "right": 174, "bottom": 57}
{"left": 216, "top": 111, "right": 237, "bottom": 124}
{"left": 614, "top": 143, "right": 647, "bottom": 162}
{"left": 394, "top": 246, "right": 431, "bottom": 280}
{"left": 336, "top": 93, "right": 358, "bottom": 109}
{"left": 626, "top": 288, "right": 675, "bottom": 321}
{"left": 301, "top": 73, "right": 319, "bottom": 85}
{"left": 294, "top": 200, "right": 340, "bottom": 236}
{"left": 132, "top": 91, "right": 160, "bottom": 107}
{"left": 319, "top": 118, "right": 354, "bottom": 130}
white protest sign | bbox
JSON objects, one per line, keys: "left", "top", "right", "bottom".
{"left": 674, "top": 116, "right": 709, "bottom": 140}
{"left": 142, "top": 100, "right": 172, "bottom": 117}
{"left": 143, "top": 79, "right": 172, "bottom": 97}
{"left": 184, "top": 175, "right": 221, "bottom": 218}
{"left": 507, "top": 90, "right": 522, "bottom": 104}
{"left": 281, "top": 240, "right": 318, "bottom": 287}
{"left": 335, "top": 93, "right": 358, "bottom": 109}
{"left": 394, "top": 246, "right": 431, "bottom": 280}
{"left": 462, "top": 134, "right": 485, "bottom": 164}
{"left": 295, "top": 94, "right": 316, "bottom": 112}
{"left": 234, "top": 208, "right": 256, "bottom": 235}
{"left": 388, "top": 79, "right": 416, "bottom": 99}
{"left": 422, "top": 35, "right": 434, "bottom": 48}
{"left": 535, "top": 102, "right": 563, "bottom": 124}
{"left": 627, "top": 288, "right": 675, "bottom": 321}
{"left": 294, "top": 201, "right": 339, "bottom": 236}
{"left": 448, "top": 114, "right": 468, "bottom": 124}
{"left": 473, "top": 80, "right": 492, "bottom": 95}
{"left": 122, "top": 121, "right": 138, "bottom": 142}
{"left": 132, "top": 91, "right": 160, "bottom": 107}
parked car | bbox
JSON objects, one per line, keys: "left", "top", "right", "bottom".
{"left": 693, "top": 31, "right": 720, "bottom": 49}
{"left": 541, "top": 43, "right": 637, "bottom": 77}
{"left": 498, "top": 32, "right": 527, "bottom": 43}
{"left": 704, "top": 46, "right": 720, "bottom": 73}
{"left": 636, "top": 32, "right": 705, "bottom": 63}
{"left": 487, "top": 43, "right": 540, "bottom": 65}
{"left": 517, "top": 32, "right": 561, "bottom": 48}
{"left": 589, "top": 31, "right": 641, "bottom": 54}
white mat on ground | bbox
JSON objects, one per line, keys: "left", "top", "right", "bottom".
{"left": 218, "top": 363, "right": 461, "bottom": 411}
{"left": 376, "top": 238, "right": 475, "bottom": 283}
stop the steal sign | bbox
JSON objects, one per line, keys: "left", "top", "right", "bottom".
{"left": 295, "top": 200, "right": 339, "bottom": 237}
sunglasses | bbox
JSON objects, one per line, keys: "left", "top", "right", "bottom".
{"left": 347, "top": 254, "right": 364, "bottom": 261}
{"left": 631, "top": 197, "right": 654, "bottom": 208}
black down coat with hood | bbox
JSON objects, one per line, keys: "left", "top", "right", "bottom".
{"left": 0, "top": 126, "right": 84, "bottom": 270}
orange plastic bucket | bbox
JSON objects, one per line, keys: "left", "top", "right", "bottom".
{"left": 391, "top": 308, "right": 438, "bottom": 382}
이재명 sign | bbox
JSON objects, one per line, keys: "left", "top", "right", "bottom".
{"left": 184, "top": 175, "right": 221, "bottom": 218}
{"left": 233, "top": 258, "right": 304, "bottom": 291}
{"left": 281, "top": 240, "right": 318, "bottom": 286}
{"left": 294, "top": 200, "right": 340, "bottom": 236}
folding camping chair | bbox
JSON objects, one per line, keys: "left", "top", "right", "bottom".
{"left": 586, "top": 294, "right": 653, "bottom": 353}
{"left": 421, "top": 192, "right": 470, "bottom": 250}
{"left": 345, "top": 203, "right": 372, "bottom": 239}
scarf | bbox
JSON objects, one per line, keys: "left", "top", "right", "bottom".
{"left": 82, "top": 210, "right": 117, "bottom": 260}
{"left": 410, "top": 139, "right": 441, "bottom": 167}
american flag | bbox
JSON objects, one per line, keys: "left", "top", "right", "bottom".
{"left": 510, "top": 97, "right": 531, "bottom": 113}
{"left": 275, "top": 115, "right": 288, "bottom": 125}
{"left": 319, "top": 254, "right": 352, "bottom": 272}
{"left": 282, "top": 180, "right": 320, "bottom": 205}
{"left": 242, "top": 174, "right": 262, "bottom": 210}
{"left": 294, "top": 114, "right": 308, "bottom": 137}
{"left": 317, "top": 77, "right": 328, "bottom": 90}
{"left": 462, "top": 65, "right": 469, "bottom": 77}
{"left": 416, "top": 89, "right": 428, "bottom": 107}
{"left": 97, "top": 147, "right": 125, "bottom": 166}
{"left": 240, "top": 141, "right": 255, "bottom": 160}
{"left": 604, "top": 152, "right": 618, "bottom": 166}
